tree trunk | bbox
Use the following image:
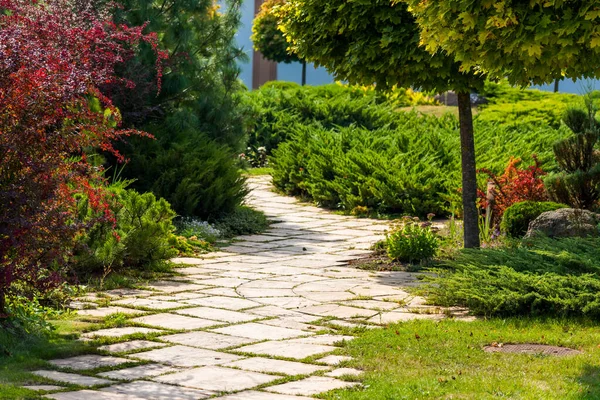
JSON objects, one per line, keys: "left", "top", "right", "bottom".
{"left": 301, "top": 61, "right": 307, "bottom": 86}
{"left": 554, "top": 78, "right": 560, "bottom": 93}
{"left": 457, "top": 91, "right": 480, "bottom": 248}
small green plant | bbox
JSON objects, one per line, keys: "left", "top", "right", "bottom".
{"left": 214, "top": 206, "right": 270, "bottom": 238}
{"left": 501, "top": 201, "right": 569, "bottom": 238}
{"left": 385, "top": 216, "right": 439, "bottom": 264}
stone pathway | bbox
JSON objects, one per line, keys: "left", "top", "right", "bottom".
{"left": 30, "top": 176, "right": 458, "bottom": 400}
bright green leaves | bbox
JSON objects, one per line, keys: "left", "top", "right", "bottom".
{"left": 252, "top": 0, "right": 301, "bottom": 64}
{"left": 280, "top": 0, "right": 481, "bottom": 93}
{"left": 403, "top": 0, "right": 600, "bottom": 86}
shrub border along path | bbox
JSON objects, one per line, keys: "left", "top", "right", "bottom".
{"left": 25, "top": 176, "right": 470, "bottom": 399}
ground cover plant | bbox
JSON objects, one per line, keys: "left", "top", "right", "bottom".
{"left": 324, "top": 318, "right": 600, "bottom": 400}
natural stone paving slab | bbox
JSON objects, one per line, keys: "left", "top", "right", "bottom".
{"left": 212, "top": 391, "right": 314, "bottom": 400}
{"left": 286, "top": 334, "right": 354, "bottom": 346}
{"left": 160, "top": 331, "right": 257, "bottom": 350}
{"left": 325, "top": 368, "right": 363, "bottom": 378}
{"left": 174, "top": 306, "right": 259, "bottom": 323}
{"left": 210, "top": 322, "right": 311, "bottom": 341}
{"left": 235, "top": 340, "right": 336, "bottom": 360}
{"left": 132, "top": 345, "right": 242, "bottom": 367}
{"left": 98, "top": 340, "right": 168, "bottom": 353}
{"left": 33, "top": 370, "right": 113, "bottom": 386}
{"left": 104, "top": 289, "right": 154, "bottom": 298}
{"left": 77, "top": 307, "right": 148, "bottom": 318}
{"left": 21, "top": 385, "right": 63, "bottom": 391}
{"left": 260, "top": 318, "right": 320, "bottom": 332}
{"left": 299, "top": 304, "right": 379, "bottom": 319}
{"left": 149, "top": 292, "right": 207, "bottom": 301}
{"left": 367, "top": 311, "right": 443, "bottom": 325}
{"left": 111, "top": 298, "right": 190, "bottom": 311}
{"left": 254, "top": 296, "right": 320, "bottom": 309}
{"left": 236, "top": 288, "right": 297, "bottom": 298}
{"left": 102, "top": 381, "right": 214, "bottom": 400}
{"left": 46, "top": 390, "right": 146, "bottom": 400}
{"left": 197, "top": 277, "right": 249, "bottom": 287}
{"left": 264, "top": 376, "right": 359, "bottom": 396}
{"left": 82, "top": 327, "right": 162, "bottom": 339}
{"left": 224, "top": 357, "right": 329, "bottom": 376}
{"left": 341, "top": 300, "right": 402, "bottom": 311}
{"left": 130, "top": 313, "right": 220, "bottom": 330}
{"left": 298, "top": 291, "right": 357, "bottom": 302}
{"left": 199, "top": 287, "right": 241, "bottom": 297}
{"left": 154, "top": 366, "right": 278, "bottom": 392}
{"left": 144, "top": 281, "right": 207, "bottom": 293}
{"left": 98, "top": 364, "right": 179, "bottom": 380}
{"left": 49, "top": 355, "right": 131, "bottom": 370}
{"left": 181, "top": 296, "right": 260, "bottom": 310}
{"left": 316, "top": 355, "right": 353, "bottom": 366}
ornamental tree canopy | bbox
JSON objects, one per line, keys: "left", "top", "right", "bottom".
{"left": 279, "top": 0, "right": 481, "bottom": 92}
{"left": 252, "top": 0, "right": 300, "bottom": 64}
{"left": 404, "top": 0, "right": 600, "bottom": 86}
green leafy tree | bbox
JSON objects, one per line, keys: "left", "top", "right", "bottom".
{"left": 251, "top": 0, "right": 307, "bottom": 85}
{"left": 280, "top": 0, "right": 484, "bottom": 247}
{"left": 403, "top": 1, "right": 600, "bottom": 87}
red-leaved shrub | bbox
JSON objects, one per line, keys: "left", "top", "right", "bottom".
{"left": 478, "top": 156, "right": 548, "bottom": 226}
{"left": 0, "top": 0, "right": 165, "bottom": 315}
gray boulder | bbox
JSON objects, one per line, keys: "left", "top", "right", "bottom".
{"left": 525, "top": 208, "right": 600, "bottom": 238}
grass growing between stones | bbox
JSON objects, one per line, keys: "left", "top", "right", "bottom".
{"left": 323, "top": 318, "right": 600, "bottom": 400}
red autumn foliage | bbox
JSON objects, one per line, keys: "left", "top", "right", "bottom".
{"left": 478, "top": 156, "right": 548, "bottom": 226}
{"left": 0, "top": 0, "right": 165, "bottom": 315}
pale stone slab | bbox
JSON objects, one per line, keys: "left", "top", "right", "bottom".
{"left": 210, "top": 322, "right": 311, "bottom": 341}
{"left": 236, "top": 288, "right": 297, "bottom": 298}
{"left": 235, "top": 340, "right": 336, "bottom": 359}
{"left": 32, "top": 370, "right": 112, "bottom": 386}
{"left": 98, "top": 340, "right": 167, "bottom": 353}
{"left": 149, "top": 292, "right": 207, "bottom": 301}
{"left": 130, "top": 313, "right": 220, "bottom": 330}
{"left": 103, "top": 289, "right": 154, "bottom": 298}
{"left": 160, "top": 331, "right": 257, "bottom": 349}
{"left": 299, "top": 304, "right": 378, "bottom": 319}
{"left": 102, "top": 381, "right": 214, "bottom": 400}
{"left": 175, "top": 306, "right": 258, "bottom": 323}
{"left": 46, "top": 390, "right": 145, "bottom": 400}
{"left": 286, "top": 334, "right": 354, "bottom": 346}
{"left": 212, "top": 390, "right": 315, "bottom": 400}
{"left": 300, "top": 291, "right": 357, "bottom": 302}
{"left": 199, "top": 287, "right": 240, "bottom": 297}
{"left": 154, "top": 366, "right": 278, "bottom": 392}
{"left": 367, "top": 312, "right": 443, "bottom": 324}
{"left": 326, "top": 368, "right": 363, "bottom": 378}
{"left": 82, "top": 327, "right": 162, "bottom": 339}
{"left": 197, "top": 277, "right": 249, "bottom": 287}
{"left": 254, "top": 297, "right": 320, "bottom": 309}
{"left": 342, "top": 300, "right": 401, "bottom": 311}
{"left": 77, "top": 307, "right": 147, "bottom": 318}
{"left": 316, "top": 355, "right": 352, "bottom": 366}
{"left": 260, "top": 318, "right": 320, "bottom": 332}
{"left": 49, "top": 355, "right": 131, "bottom": 370}
{"left": 132, "top": 345, "right": 242, "bottom": 367}
{"left": 264, "top": 376, "right": 358, "bottom": 396}
{"left": 181, "top": 296, "right": 260, "bottom": 310}
{"left": 111, "top": 298, "right": 189, "bottom": 310}
{"left": 21, "top": 385, "right": 62, "bottom": 391}
{"left": 224, "top": 357, "right": 329, "bottom": 376}
{"left": 98, "top": 364, "right": 179, "bottom": 380}
{"left": 145, "top": 281, "right": 207, "bottom": 293}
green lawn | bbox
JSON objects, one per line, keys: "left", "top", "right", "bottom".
{"left": 323, "top": 318, "right": 600, "bottom": 400}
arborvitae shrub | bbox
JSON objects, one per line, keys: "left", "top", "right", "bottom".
{"left": 500, "top": 201, "right": 569, "bottom": 238}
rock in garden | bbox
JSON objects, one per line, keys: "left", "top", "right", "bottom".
{"left": 525, "top": 208, "right": 600, "bottom": 238}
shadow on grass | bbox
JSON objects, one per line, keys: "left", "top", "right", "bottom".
{"left": 577, "top": 364, "right": 600, "bottom": 399}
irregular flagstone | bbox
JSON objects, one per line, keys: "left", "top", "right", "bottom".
{"left": 49, "top": 355, "right": 131, "bottom": 370}
{"left": 77, "top": 307, "right": 148, "bottom": 318}
{"left": 46, "top": 390, "right": 146, "bottom": 400}
{"left": 367, "top": 311, "right": 443, "bottom": 324}
{"left": 264, "top": 376, "right": 359, "bottom": 396}
{"left": 325, "top": 368, "right": 363, "bottom": 378}
{"left": 223, "top": 357, "right": 329, "bottom": 376}
{"left": 316, "top": 355, "right": 353, "bottom": 366}
{"left": 131, "top": 345, "right": 242, "bottom": 367}
{"left": 160, "top": 331, "right": 257, "bottom": 350}
{"left": 199, "top": 287, "right": 240, "bottom": 297}
{"left": 102, "top": 381, "right": 214, "bottom": 400}
{"left": 153, "top": 366, "right": 278, "bottom": 392}
{"left": 144, "top": 281, "right": 207, "bottom": 293}
{"left": 111, "top": 298, "right": 190, "bottom": 311}
{"left": 148, "top": 292, "right": 207, "bottom": 301}
{"left": 235, "top": 340, "right": 336, "bottom": 359}
{"left": 341, "top": 299, "right": 403, "bottom": 311}
{"left": 180, "top": 296, "right": 261, "bottom": 310}
{"left": 98, "top": 340, "right": 168, "bottom": 353}
{"left": 298, "top": 304, "right": 379, "bottom": 319}
{"left": 195, "top": 277, "right": 249, "bottom": 287}
{"left": 210, "top": 322, "right": 312, "bottom": 341}
{"left": 236, "top": 287, "right": 297, "bottom": 298}
{"left": 285, "top": 334, "right": 354, "bottom": 346}
{"left": 247, "top": 306, "right": 318, "bottom": 322}
{"left": 81, "top": 327, "right": 162, "bottom": 339}
{"left": 98, "top": 364, "right": 179, "bottom": 380}
{"left": 130, "top": 313, "right": 220, "bottom": 330}
{"left": 21, "top": 385, "right": 63, "bottom": 392}
{"left": 253, "top": 296, "right": 320, "bottom": 309}
{"left": 32, "top": 370, "right": 113, "bottom": 386}
{"left": 260, "top": 318, "right": 320, "bottom": 332}
{"left": 212, "top": 391, "right": 315, "bottom": 400}
{"left": 174, "top": 306, "right": 259, "bottom": 323}
{"left": 103, "top": 289, "right": 154, "bottom": 298}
